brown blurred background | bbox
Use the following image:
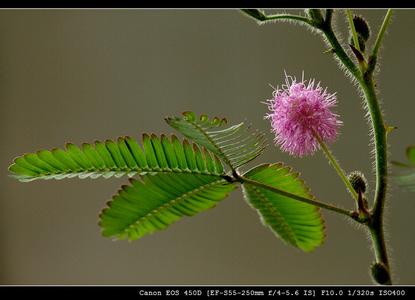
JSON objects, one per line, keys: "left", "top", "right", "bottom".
{"left": 0, "top": 9, "right": 414, "bottom": 284}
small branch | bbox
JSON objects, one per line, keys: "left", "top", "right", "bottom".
{"left": 236, "top": 174, "right": 358, "bottom": 220}
{"left": 346, "top": 10, "right": 361, "bottom": 52}
{"left": 240, "top": 9, "right": 312, "bottom": 26}
{"left": 371, "top": 10, "right": 393, "bottom": 63}
{"left": 262, "top": 13, "right": 312, "bottom": 24}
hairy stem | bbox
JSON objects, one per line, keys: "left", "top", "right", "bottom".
{"left": 241, "top": 9, "right": 393, "bottom": 284}
{"left": 240, "top": 9, "right": 312, "bottom": 25}
{"left": 322, "top": 10, "right": 392, "bottom": 285}
{"left": 372, "top": 9, "right": 393, "bottom": 60}
{"left": 320, "top": 24, "right": 362, "bottom": 80}
{"left": 260, "top": 13, "right": 311, "bottom": 24}
{"left": 361, "top": 74, "right": 390, "bottom": 284}
{"left": 346, "top": 10, "right": 361, "bottom": 52}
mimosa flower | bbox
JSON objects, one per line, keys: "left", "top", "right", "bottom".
{"left": 266, "top": 73, "right": 342, "bottom": 157}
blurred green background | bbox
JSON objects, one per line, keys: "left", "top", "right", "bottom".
{"left": 0, "top": 9, "right": 414, "bottom": 284}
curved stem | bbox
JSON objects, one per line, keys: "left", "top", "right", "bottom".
{"left": 240, "top": 9, "right": 312, "bottom": 26}
{"left": 361, "top": 75, "right": 390, "bottom": 284}
{"left": 236, "top": 174, "right": 358, "bottom": 220}
{"left": 360, "top": 80, "right": 387, "bottom": 218}
{"left": 241, "top": 8, "right": 393, "bottom": 284}
{"left": 320, "top": 10, "right": 392, "bottom": 284}
{"left": 262, "top": 14, "right": 312, "bottom": 24}
{"left": 314, "top": 132, "right": 359, "bottom": 201}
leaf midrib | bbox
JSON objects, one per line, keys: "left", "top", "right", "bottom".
{"left": 13, "top": 167, "right": 226, "bottom": 181}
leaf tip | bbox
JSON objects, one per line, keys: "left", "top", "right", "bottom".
{"left": 117, "top": 136, "right": 126, "bottom": 143}
{"left": 142, "top": 133, "right": 150, "bottom": 141}
{"left": 65, "top": 142, "right": 75, "bottom": 150}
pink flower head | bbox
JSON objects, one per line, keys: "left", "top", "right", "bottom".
{"left": 266, "top": 73, "right": 342, "bottom": 157}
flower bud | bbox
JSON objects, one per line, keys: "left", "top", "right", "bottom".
{"left": 353, "top": 15, "right": 370, "bottom": 41}
{"left": 371, "top": 262, "right": 391, "bottom": 285}
{"left": 347, "top": 171, "right": 367, "bottom": 194}
{"left": 349, "top": 15, "right": 370, "bottom": 53}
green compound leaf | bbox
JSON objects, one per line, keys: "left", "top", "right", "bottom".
{"left": 8, "top": 134, "right": 225, "bottom": 182}
{"left": 241, "top": 163, "right": 325, "bottom": 252}
{"left": 99, "top": 173, "right": 236, "bottom": 240}
{"left": 165, "top": 111, "right": 267, "bottom": 170}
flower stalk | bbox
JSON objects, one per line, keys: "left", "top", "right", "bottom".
{"left": 314, "top": 132, "right": 358, "bottom": 201}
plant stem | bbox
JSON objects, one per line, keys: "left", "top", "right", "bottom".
{"left": 241, "top": 9, "right": 312, "bottom": 26}
{"left": 321, "top": 10, "right": 392, "bottom": 284}
{"left": 241, "top": 9, "right": 310, "bottom": 25}
{"left": 321, "top": 23, "right": 362, "bottom": 80}
{"left": 241, "top": 8, "right": 394, "bottom": 284}
{"left": 314, "top": 132, "right": 358, "bottom": 201}
{"left": 236, "top": 174, "right": 358, "bottom": 220}
{"left": 262, "top": 13, "right": 312, "bottom": 24}
{"left": 361, "top": 74, "right": 391, "bottom": 284}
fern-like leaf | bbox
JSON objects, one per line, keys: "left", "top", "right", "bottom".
{"left": 99, "top": 172, "right": 236, "bottom": 240}
{"left": 9, "top": 134, "right": 225, "bottom": 182}
{"left": 242, "top": 163, "right": 325, "bottom": 252}
{"left": 165, "top": 111, "right": 267, "bottom": 169}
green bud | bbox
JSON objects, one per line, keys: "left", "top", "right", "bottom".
{"left": 371, "top": 262, "right": 391, "bottom": 285}
{"left": 347, "top": 171, "right": 367, "bottom": 194}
